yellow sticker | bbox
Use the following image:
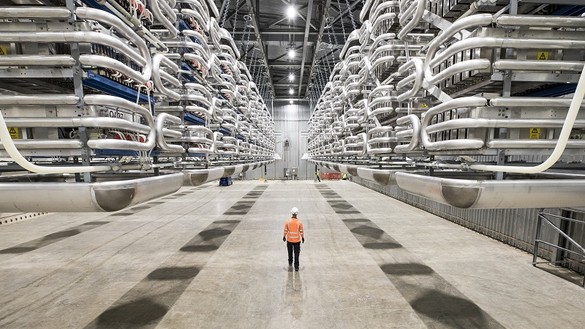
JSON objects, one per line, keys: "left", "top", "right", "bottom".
{"left": 0, "top": 44, "right": 7, "bottom": 55}
{"left": 537, "top": 51, "right": 548, "bottom": 60}
{"left": 529, "top": 128, "right": 540, "bottom": 139}
{"left": 8, "top": 127, "right": 19, "bottom": 139}
{"left": 420, "top": 103, "right": 428, "bottom": 108}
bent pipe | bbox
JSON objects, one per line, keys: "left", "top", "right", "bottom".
{"left": 0, "top": 173, "right": 184, "bottom": 212}
{"left": 76, "top": 7, "right": 151, "bottom": 81}
{"left": 396, "top": 58, "right": 424, "bottom": 101}
{"left": 395, "top": 172, "right": 585, "bottom": 209}
{"left": 397, "top": 0, "right": 426, "bottom": 40}
{"left": 0, "top": 113, "right": 116, "bottom": 174}
{"left": 148, "top": 0, "right": 178, "bottom": 37}
{"left": 155, "top": 113, "right": 185, "bottom": 153}
{"left": 84, "top": 95, "right": 156, "bottom": 151}
{"left": 425, "top": 37, "right": 585, "bottom": 83}
{"left": 468, "top": 63, "right": 585, "bottom": 174}
{"left": 0, "top": 31, "right": 146, "bottom": 72}
{"left": 80, "top": 55, "right": 148, "bottom": 84}
{"left": 394, "top": 114, "right": 421, "bottom": 153}
{"left": 152, "top": 54, "right": 181, "bottom": 100}
{"left": 420, "top": 97, "right": 488, "bottom": 151}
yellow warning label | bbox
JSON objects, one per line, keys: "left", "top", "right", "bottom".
{"left": 420, "top": 103, "right": 428, "bottom": 108}
{"left": 8, "top": 127, "right": 19, "bottom": 139}
{"left": 0, "top": 44, "right": 8, "bottom": 55}
{"left": 537, "top": 51, "right": 549, "bottom": 61}
{"left": 529, "top": 128, "right": 540, "bottom": 139}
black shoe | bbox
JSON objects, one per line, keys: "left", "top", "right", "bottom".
{"left": 295, "top": 267, "right": 299, "bottom": 272}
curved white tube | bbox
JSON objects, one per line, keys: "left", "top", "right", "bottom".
{"left": 76, "top": 7, "right": 152, "bottom": 81}
{"left": 398, "top": 0, "right": 426, "bottom": 40}
{"left": 80, "top": 55, "right": 148, "bottom": 84}
{"left": 152, "top": 54, "right": 181, "bottom": 100}
{"left": 394, "top": 114, "right": 421, "bottom": 153}
{"left": 149, "top": 0, "right": 178, "bottom": 37}
{"left": 84, "top": 95, "right": 156, "bottom": 150}
{"left": 155, "top": 113, "right": 185, "bottom": 153}
{"left": 396, "top": 58, "right": 424, "bottom": 101}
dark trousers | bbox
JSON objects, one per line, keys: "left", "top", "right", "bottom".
{"left": 287, "top": 241, "right": 301, "bottom": 269}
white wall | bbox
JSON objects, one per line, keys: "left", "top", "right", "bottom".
{"left": 246, "top": 100, "right": 312, "bottom": 180}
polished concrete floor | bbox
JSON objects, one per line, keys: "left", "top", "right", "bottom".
{"left": 0, "top": 180, "right": 584, "bottom": 329}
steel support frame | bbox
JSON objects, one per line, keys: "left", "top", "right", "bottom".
{"left": 244, "top": 0, "right": 275, "bottom": 98}
{"left": 305, "top": 0, "right": 332, "bottom": 98}
{"left": 297, "top": 0, "right": 313, "bottom": 97}
{"left": 66, "top": 0, "right": 91, "bottom": 182}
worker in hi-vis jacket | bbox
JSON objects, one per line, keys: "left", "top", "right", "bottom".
{"left": 283, "top": 207, "right": 305, "bottom": 271}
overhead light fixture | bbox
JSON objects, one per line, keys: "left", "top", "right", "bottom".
{"left": 286, "top": 5, "right": 296, "bottom": 19}
{"left": 289, "top": 100, "right": 294, "bottom": 104}
{"left": 288, "top": 73, "right": 295, "bottom": 81}
{"left": 289, "top": 88, "right": 294, "bottom": 95}
{"left": 288, "top": 48, "right": 296, "bottom": 59}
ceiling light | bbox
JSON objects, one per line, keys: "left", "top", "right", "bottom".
{"left": 289, "top": 88, "right": 294, "bottom": 95}
{"left": 286, "top": 6, "right": 296, "bottom": 19}
{"left": 288, "top": 48, "right": 296, "bottom": 59}
{"left": 289, "top": 100, "right": 294, "bottom": 104}
{"left": 288, "top": 73, "right": 295, "bottom": 81}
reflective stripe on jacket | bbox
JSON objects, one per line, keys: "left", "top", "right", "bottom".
{"left": 284, "top": 218, "right": 304, "bottom": 243}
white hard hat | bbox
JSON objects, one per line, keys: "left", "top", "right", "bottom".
{"left": 291, "top": 207, "right": 299, "bottom": 215}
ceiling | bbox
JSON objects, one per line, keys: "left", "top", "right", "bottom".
{"left": 214, "top": 0, "right": 363, "bottom": 101}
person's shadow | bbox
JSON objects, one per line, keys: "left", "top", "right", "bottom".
{"left": 283, "top": 269, "right": 304, "bottom": 319}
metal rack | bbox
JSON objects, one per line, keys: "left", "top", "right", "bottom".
{"left": 307, "top": 0, "right": 585, "bottom": 209}
{"left": 0, "top": 0, "right": 275, "bottom": 212}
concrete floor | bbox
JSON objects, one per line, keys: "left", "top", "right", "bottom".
{"left": 0, "top": 180, "right": 584, "bottom": 329}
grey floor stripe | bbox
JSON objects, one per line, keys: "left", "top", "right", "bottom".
{"left": 316, "top": 187, "right": 505, "bottom": 329}
{"left": 0, "top": 221, "right": 109, "bottom": 254}
{"left": 109, "top": 212, "right": 135, "bottom": 217}
{"left": 84, "top": 186, "right": 267, "bottom": 329}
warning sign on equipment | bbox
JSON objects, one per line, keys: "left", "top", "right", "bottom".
{"left": 8, "top": 127, "right": 19, "bottom": 139}
{"left": 537, "top": 51, "right": 549, "bottom": 61}
{"left": 529, "top": 128, "right": 540, "bottom": 139}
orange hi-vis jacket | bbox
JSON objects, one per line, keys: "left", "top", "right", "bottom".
{"left": 284, "top": 217, "right": 304, "bottom": 243}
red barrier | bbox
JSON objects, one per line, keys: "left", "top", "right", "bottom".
{"left": 320, "top": 172, "right": 341, "bottom": 180}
